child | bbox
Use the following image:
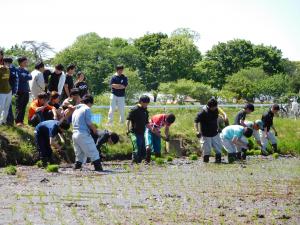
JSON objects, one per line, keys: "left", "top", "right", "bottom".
{"left": 194, "top": 98, "right": 223, "bottom": 163}
{"left": 35, "top": 119, "right": 70, "bottom": 165}
{"left": 145, "top": 113, "right": 176, "bottom": 157}
{"left": 260, "top": 104, "right": 280, "bottom": 154}
{"left": 15, "top": 57, "right": 32, "bottom": 126}
{"left": 126, "top": 95, "right": 154, "bottom": 163}
{"left": 72, "top": 95, "right": 103, "bottom": 171}
{"left": 28, "top": 92, "right": 56, "bottom": 126}
{"left": 220, "top": 125, "right": 253, "bottom": 163}
{"left": 234, "top": 103, "right": 255, "bottom": 126}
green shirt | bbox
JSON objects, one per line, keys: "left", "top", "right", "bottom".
{"left": 0, "top": 66, "right": 11, "bottom": 93}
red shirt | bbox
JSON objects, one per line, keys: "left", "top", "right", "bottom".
{"left": 28, "top": 99, "right": 53, "bottom": 120}
{"left": 149, "top": 114, "right": 171, "bottom": 130}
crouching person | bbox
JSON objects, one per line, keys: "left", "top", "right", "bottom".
{"left": 220, "top": 125, "right": 253, "bottom": 163}
{"left": 260, "top": 104, "right": 280, "bottom": 155}
{"left": 34, "top": 119, "right": 70, "bottom": 165}
{"left": 244, "top": 120, "right": 264, "bottom": 157}
{"left": 145, "top": 113, "right": 176, "bottom": 158}
{"left": 194, "top": 98, "right": 223, "bottom": 163}
{"left": 72, "top": 95, "right": 103, "bottom": 171}
{"left": 127, "top": 95, "right": 153, "bottom": 163}
{"left": 91, "top": 130, "right": 119, "bottom": 159}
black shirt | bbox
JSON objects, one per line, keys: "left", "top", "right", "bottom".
{"left": 127, "top": 105, "right": 149, "bottom": 135}
{"left": 62, "top": 75, "right": 74, "bottom": 99}
{"left": 48, "top": 101, "right": 60, "bottom": 109}
{"left": 262, "top": 110, "right": 274, "bottom": 131}
{"left": 48, "top": 72, "right": 62, "bottom": 92}
{"left": 110, "top": 74, "right": 128, "bottom": 97}
{"left": 75, "top": 81, "right": 89, "bottom": 98}
{"left": 234, "top": 110, "right": 246, "bottom": 125}
{"left": 194, "top": 106, "right": 219, "bottom": 137}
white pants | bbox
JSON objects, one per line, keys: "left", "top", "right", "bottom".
{"left": 72, "top": 131, "right": 100, "bottom": 163}
{"left": 0, "top": 91, "right": 12, "bottom": 124}
{"left": 200, "top": 134, "right": 223, "bottom": 156}
{"left": 259, "top": 130, "right": 277, "bottom": 151}
{"left": 108, "top": 94, "right": 125, "bottom": 123}
{"left": 220, "top": 134, "right": 248, "bottom": 153}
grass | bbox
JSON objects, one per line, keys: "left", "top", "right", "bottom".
{"left": 189, "top": 153, "right": 198, "bottom": 160}
{"left": 46, "top": 164, "right": 59, "bottom": 173}
{"left": 4, "top": 165, "right": 17, "bottom": 175}
{"left": 155, "top": 157, "right": 165, "bottom": 165}
{"left": 0, "top": 104, "right": 299, "bottom": 166}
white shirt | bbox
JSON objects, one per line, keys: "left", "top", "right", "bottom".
{"left": 57, "top": 72, "right": 66, "bottom": 95}
{"left": 291, "top": 101, "right": 299, "bottom": 112}
{"left": 29, "top": 69, "right": 45, "bottom": 99}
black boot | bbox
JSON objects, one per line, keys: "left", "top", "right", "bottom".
{"left": 145, "top": 148, "right": 151, "bottom": 163}
{"left": 93, "top": 159, "right": 103, "bottom": 171}
{"left": 215, "top": 154, "right": 222, "bottom": 163}
{"left": 241, "top": 149, "right": 247, "bottom": 160}
{"left": 203, "top": 155, "right": 210, "bottom": 163}
{"left": 228, "top": 153, "right": 236, "bottom": 163}
{"left": 155, "top": 152, "right": 161, "bottom": 158}
{"left": 272, "top": 144, "right": 278, "bottom": 153}
{"left": 73, "top": 161, "right": 82, "bottom": 170}
{"left": 236, "top": 152, "right": 242, "bottom": 160}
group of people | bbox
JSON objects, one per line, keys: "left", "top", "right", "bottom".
{"left": 0, "top": 50, "right": 281, "bottom": 171}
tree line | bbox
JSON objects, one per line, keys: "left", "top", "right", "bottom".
{"left": 2, "top": 28, "right": 300, "bottom": 103}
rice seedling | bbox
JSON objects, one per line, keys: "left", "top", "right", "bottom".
{"left": 4, "top": 165, "right": 17, "bottom": 175}
{"left": 46, "top": 164, "right": 59, "bottom": 173}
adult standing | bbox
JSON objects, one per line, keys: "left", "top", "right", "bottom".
{"left": 74, "top": 72, "right": 89, "bottom": 98}
{"left": 29, "top": 62, "right": 45, "bottom": 99}
{"left": 108, "top": 65, "right": 128, "bottom": 125}
{"left": 61, "top": 64, "right": 76, "bottom": 101}
{"left": 48, "top": 64, "right": 65, "bottom": 95}
{"left": 0, "top": 60, "right": 12, "bottom": 125}
{"left": 15, "top": 57, "right": 32, "bottom": 126}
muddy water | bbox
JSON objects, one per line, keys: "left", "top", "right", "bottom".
{"left": 0, "top": 157, "right": 299, "bottom": 225}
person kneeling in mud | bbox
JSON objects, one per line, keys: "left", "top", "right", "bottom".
{"left": 126, "top": 95, "right": 155, "bottom": 164}
{"left": 145, "top": 113, "right": 176, "bottom": 158}
{"left": 220, "top": 125, "right": 253, "bottom": 163}
{"left": 91, "top": 130, "right": 119, "bottom": 160}
{"left": 34, "top": 119, "right": 70, "bottom": 166}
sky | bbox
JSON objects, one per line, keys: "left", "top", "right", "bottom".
{"left": 1, "top": 0, "right": 300, "bottom": 60}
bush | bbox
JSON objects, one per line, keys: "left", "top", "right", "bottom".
{"left": 166, "top": 156, "right": 174, "bottom": 162}
{"left": 189, "top": 154, "right": 198, "bottom": 160}
{"left": 4, "top": 165, "right": 17, "bottom": 175}
{"left": 46, "top": 164, "right": 59, "bottom": 173}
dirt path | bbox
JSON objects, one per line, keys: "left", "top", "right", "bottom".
{"left": 0, "top": 157, "right": 299, "bottom": 225}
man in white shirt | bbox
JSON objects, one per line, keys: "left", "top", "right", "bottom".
{"left": 291, "top": 99, "right": 299, "bottom": 120}
{"left": 30, "top": 62, "right": 45, "bottom": 99}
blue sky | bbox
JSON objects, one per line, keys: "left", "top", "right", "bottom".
{"left": 1, "top": 0, "right": 300, "bottom": 60}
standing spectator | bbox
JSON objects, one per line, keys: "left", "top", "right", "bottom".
{"left": 0, "top": 60, "right": 12, "bottom": 125}
{"left": 126, "top": 95, "right": 153, "bottom": 163}
{"left": 291, "top": 98, "right": 299, "bottom": 120}
{"left": 0, "top": 50, "right": 4, "bottom": 65}
{"left": 194, "top": 98, "right": 223, "bottom": 163}
{"left": 29, "top": 62, "right": 45, "bottom": 99}
{"left": 108, "top": 65, "right": 128, "bottom": 125}
{"left": 43, "top": 69, "right": 52, "bottom": 92}
{"left": 4, "top": 57, "right": 18, "bottom": 125}
{"left": 48, "top": 64, "right": 65, "bottom": 95}
{"left": 74, "top": 71, "right": 89, "bottom": 98}
{"left": 15, "top": 57, "right": 32, "bottom": 126}
{"left": 261, "top": 104, "right": 280, "bottom": 154}
{"left": 234, "top": 103, "right": 255, "bottom": 126}
{"left": 61, "top": 64, "right": 76, "bottom": 101}
{"left": 72, "top": 95, "right": 103, "bottom": 171}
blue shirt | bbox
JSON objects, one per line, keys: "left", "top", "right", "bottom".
{"left": 9, "top": 65, "right": 18, "bottom": 94}
{"left": 17, "top": 67, "right": 32, "bottom": 92}
{"left": 222, "top": 125, "right": 244, "bottom": 140}
{"left": 35, "top": 120, "right": 60, "bottom": 138}
{"left": 72, "top": 104, "right": 92, "bottom": 134}
{"left": 110, "top": 74, "right": 128, "bottom": 97}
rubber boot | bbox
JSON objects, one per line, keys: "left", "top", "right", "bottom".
{"left": 272, "top": 144, "right": 278, "bottom": 153}
{"left": 73, "top": 161, "right": 82, "bottom": 170}
{"left": 236, "top": 152, "right": 242, "bottom": 160}
{"left": 155, "top": 152, "right": 161, "bottom": 158}
{"left": 215, "top": 154, "right": 222, "bottom": 163}
{"left": 241, "top": 149, "right": 247, "bottom": 160}
{"left": 93, "top": 159, "right": 103, "bottom": 171}
{"left": 203, "top": 155, "right": 210, "bottom": 163}
{"left": 228, "top": 153, "right": 236, "bottom": 163}
{"left": 145, "top": 148, "right": 151, "bottom": 164}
